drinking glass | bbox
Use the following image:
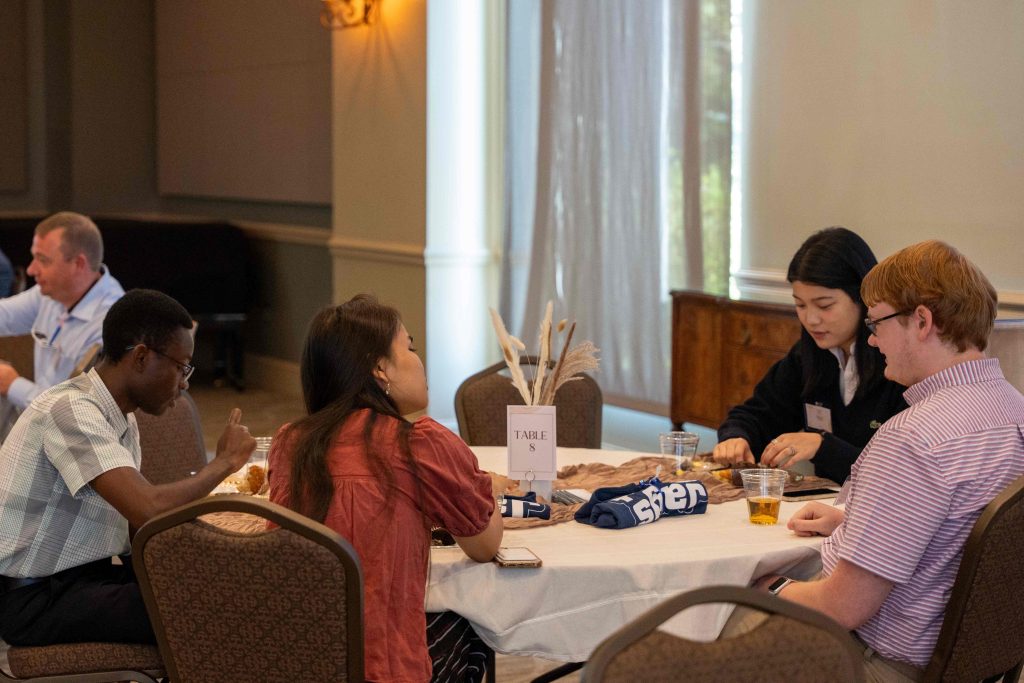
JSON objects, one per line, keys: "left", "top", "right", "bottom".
{"left": 659, "top": 431, "right": 699, "bottom": 475}
{"left": 740, "top": 468, "right": 787, "bottom": 525}
{"left": 244, "top": 436, "right": 273, "bottom": 495}
{"left": 249, "top": 436, "right": 273, "bottom": 468}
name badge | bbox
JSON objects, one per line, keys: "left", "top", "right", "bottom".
{"left": 805, "top": 403, "right": 833, "bottom": 433}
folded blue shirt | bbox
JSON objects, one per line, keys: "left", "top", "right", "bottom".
{"left": 574, "top": 477, "right": 708, "bottom": 529}
{"left": 500, "top": 491, "right": 551, "bottom": 520}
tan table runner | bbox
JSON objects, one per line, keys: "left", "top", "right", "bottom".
{"left": 499, "top": 455, "right": 838, "bottom": 529}
{"left": 204, "top": 456, "right": 837, "bottom": 533}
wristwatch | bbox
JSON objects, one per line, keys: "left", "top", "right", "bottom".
{"left": 767, "top": 576, "right": 793, "bottom": 596}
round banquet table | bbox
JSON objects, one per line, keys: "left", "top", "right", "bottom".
{"left": 425, "top": 446, "right": 827, "bottom": 662}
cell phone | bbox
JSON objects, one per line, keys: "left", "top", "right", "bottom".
{"left": 782, "top": 487, "right": 841, "bottom": 501}
{"left": 495, "top": 546, "right": 542, "bottom": 568}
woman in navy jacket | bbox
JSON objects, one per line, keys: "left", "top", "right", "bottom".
{"left": 712, "top": 227, "right": 907, "bottom": 483}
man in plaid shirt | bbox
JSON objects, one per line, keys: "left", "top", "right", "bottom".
{"left": 0, "top": 289, "right": 256, "bottom": 646}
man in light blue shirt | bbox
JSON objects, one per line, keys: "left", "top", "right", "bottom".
{"left": 0, "top": 212, "right": 124, "bottom": 438}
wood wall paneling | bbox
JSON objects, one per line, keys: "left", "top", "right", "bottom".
{"left": 671, "top": 292, "right": 724, "bottom": 428}
{"left": 671, "top": 291, "right": 801, "bottom": 429}
{"left": 0, "top": 0, "right": 28, "bottom": 192}
{"left": 155, "top": 0, "right": 331, "bottom": 204}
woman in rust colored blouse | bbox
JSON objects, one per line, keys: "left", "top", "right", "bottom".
{"left": 268, "top": 294, "right": 503, "bottom": 683}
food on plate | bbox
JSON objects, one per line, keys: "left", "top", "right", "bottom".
{"left": 714, "top": 466, "right": 803, "bottom": 486}
{"left": 215, "top": 464, "right": 267, "bottom": 495}
{"left": 713, "top": 468, "right": 734, "bottom": 484}
{"left": 240, "top": 464, "right": 267, "bottom": 495}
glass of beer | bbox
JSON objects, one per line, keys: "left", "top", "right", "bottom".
{"left": 659, "top": 432, "right": 699, "bottom": 475}
{"left": 740, "top": 469, "right": 787, "bottom": 525}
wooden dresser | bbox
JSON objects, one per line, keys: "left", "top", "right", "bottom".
{"left": 670, "top": 290, "right": 801, "bottom": 429}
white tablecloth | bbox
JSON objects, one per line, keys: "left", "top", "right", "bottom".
{"left": 425, "top": 447, "right": 824, "bottom": 662}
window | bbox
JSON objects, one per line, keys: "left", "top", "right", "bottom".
{"left": 502, "top": 0, "right": 735, "bottom": 412}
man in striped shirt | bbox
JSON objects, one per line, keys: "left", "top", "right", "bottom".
{"left": 757, "top": 241, "right": 1024, "bottom": 682}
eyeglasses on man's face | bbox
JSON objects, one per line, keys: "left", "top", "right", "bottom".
{"left": 864, "top": 310, "right": 910, "bottom": 336}
{"left": 125, "top": 345, "right": 195, "bottom": 381}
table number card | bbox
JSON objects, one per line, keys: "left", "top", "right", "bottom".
{"left": 507, "top": 405, "right": 558, "bottom": 481}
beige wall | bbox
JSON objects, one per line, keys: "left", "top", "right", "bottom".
{"left": 0, "top": 1, "right": 28, "bottom": 194}
{"left": 71, "top": 0, "right": 158, "bottom": 214}
{"left": 155, "top": 0, "right": 331, "bottom": 204}
{"left": 0, "top": 0, "right": 334, "bottom": 378}
{"left": 246, "top": 235, "right": 333, "bottom": 359}
{"left": 330, "top": 0, "right": 428, "bottom": 354}
{"left": 740, "top": 1, "right": 1024, "bottom": 301}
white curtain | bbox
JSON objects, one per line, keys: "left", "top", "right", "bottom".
{"left": 503, "top": 0, "right": 717, "bottom": 413}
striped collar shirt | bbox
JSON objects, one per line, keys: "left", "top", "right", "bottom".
{"left": 820, "top": 358, "right": 1024, "bottom": 667}
{"left": 0, "top": 369, "right": 140, "bottom": 578}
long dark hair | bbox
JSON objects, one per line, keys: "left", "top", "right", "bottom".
{"left": 786, "top": 227, "right": 883, "bottom": 400}
{"left": 284, "top": 294, "right": 414, "bottom": 523}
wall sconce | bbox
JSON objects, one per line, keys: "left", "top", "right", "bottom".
{"left": 320, "top": 0, "right": 378, "bottom": 29}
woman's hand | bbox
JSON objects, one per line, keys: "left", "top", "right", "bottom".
{"left": 787, "top": 501, "right": 844, "bottom": 537}
{"left": 759, "top": 432, "right": 823, "bottom": 468}
{"left": 712, "top": 437, "right": 755, "bottom": 465}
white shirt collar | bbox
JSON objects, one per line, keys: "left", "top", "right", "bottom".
{"left": 829, "top": 342, "right": 859, "bottom": 406}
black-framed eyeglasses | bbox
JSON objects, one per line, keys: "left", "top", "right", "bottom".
{"left": 126, "top": 344, "right": 195, "bottom": 381}
{"left": 864, "top": 310, "right": 910, "bottom": 335}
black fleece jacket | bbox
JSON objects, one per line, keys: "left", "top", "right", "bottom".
{"left": 717, "top": 342, "right": 908, "bottom": 483}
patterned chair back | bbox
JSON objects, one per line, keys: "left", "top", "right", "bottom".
{"left": 132, "top": 496, "right": 364, "bottom": 683}
{"left": 922, "top": 474, "right": 1024, "bottom": 682}
{"left": 1, "top": 642, "right": 162, "bottom": 682}
{"left": 455, "top": 357, "right": 603, "bottom": 447}
{"left": 136, "top": 390, "right": 208, "bottom": 485}
{"left": 582, "top": 585, "right": 863, "bottom": 683}
{"left": 0, "top": 335, "right": 33, "bottom": 381}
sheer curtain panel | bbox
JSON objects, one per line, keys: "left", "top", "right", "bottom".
{"left": 503, "top": 0, "right": 730, "bottom": 413}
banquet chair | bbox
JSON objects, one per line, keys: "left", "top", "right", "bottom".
{"left": 0, "top": 335, "right": 33, "bottom": 381}
{"left": 921, "top": 474, "right": 1024, "bottom": 683}
{"left": 533, "top": 585, "right": 863, "bottom": 683}
{"left": 132, "top": 495, "right": 364, "bottom": 683}
{"left": 455, "top": 357, "right": 602, "bottom": 447}
{"left": 136, "top": 390, "right": 208, "bottom": 485}
{"left": 987, "top": 319, "right": 1024, "bottom": 393}
{"left": 68, "top": 343, "right": 101, "bottom": 378}
{"left": 0, "top": 641, "right": 163, "bottom": 682}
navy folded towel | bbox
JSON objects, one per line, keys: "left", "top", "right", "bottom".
{"left": 501, "top": 491, "right": 551, "bottom": 520}
{"left": 574, "top": 477, "right": 708, "bottom": 529}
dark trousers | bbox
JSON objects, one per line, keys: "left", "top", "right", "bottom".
{"left": 427, "top": 611, "right": 490, "bottom": 683}
{"left": 0, "top": 558, "right": 155, "bottom": 646}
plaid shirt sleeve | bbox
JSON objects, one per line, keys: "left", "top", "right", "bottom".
{"left": 44, "top": 392, "right": 138, "bottom": 497}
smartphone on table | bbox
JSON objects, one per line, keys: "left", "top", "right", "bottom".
{"left": 495, "top": 547, "right": 542, "bottom": 568}
{"left": 781, "top": 487, "right": 841, "bottom": 502}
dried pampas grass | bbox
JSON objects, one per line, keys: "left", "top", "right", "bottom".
{"left": 489, "top": 302, "right": 600, "bottom": 406}
{"left": 531, "top": 301, "right": 553, "bottom": 406}
{"left": 489, "top": 308, "right": 532, "bottom": 404}
{"left": 542, "top": 339, "right": 599, "bottom": 406}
